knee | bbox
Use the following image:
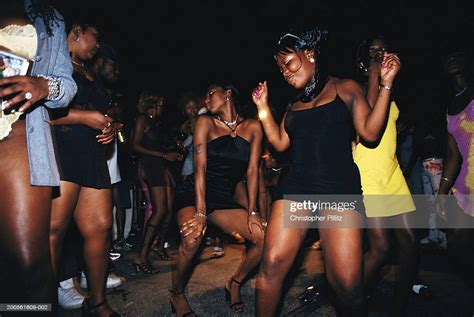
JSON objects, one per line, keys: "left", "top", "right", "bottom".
{"left": 82, "top": 217, "right": 113, "bottom": 238}
{"left": 50, "top": 221, "right": 67, "bottom": 244}
{"left": 249, "top": 229, "right": 265, "bottom": 246}
{"left": 259, "top": 251, "right": 288, "bottom": 281}
{"left": 331, "top": 274, "right": 363, "bottom": 306}
{"left": 179, "top": 236, "right": 202, "bottom": 258}
{"left": 369, "top": 237, "right": 391, "bottom": 259}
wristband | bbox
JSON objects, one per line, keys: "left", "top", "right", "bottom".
{"left": 379, "top": 84, "right": 391, "bottom": 91}
{"left": 37, "top": 75, "right": 60, "bottom": 100}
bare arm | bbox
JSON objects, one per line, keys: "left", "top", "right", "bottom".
{"left": 193, "top": 116, "right": 211, "bottom": 213}
{"left": 438, "top": 133, "right": 462, "bottom": 195}
{"left": 49, "top": 108, "right": 111, "bottom": 129}
{"left": 258, "top": 161, "right": 268, "bottom": 220}
{"left": 351, "top": 53, "right": 401, "bottom": 142}
{"left": 246, "top": 120, "right": 263, "bottom": 213}
{"left": 251, "top": 81, "right": 291, "bottom": 152}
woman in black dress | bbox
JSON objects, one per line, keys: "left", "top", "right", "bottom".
{"left": 170, "top": 83, "right": 266, "bottom": 316}
{"left": 252, "top": 27, "right": 401, "bottom": 316}
{"left": 48, "top": 22, "right": 119, "bottom": 316}
{"left": 131, "top": 91, "right": 183, "bottom": 272}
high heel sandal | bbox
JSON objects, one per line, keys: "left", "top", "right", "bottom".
{"left": 133, "top": 260, "right": 159, "bottom": 274}
{"left": 82, "top": 299, "right": 120, "bottom": 317}
{"left": 155, "top": 247, "right": 174, "bottom": 261}
{"left": 133, "top": 224, "right": 160, "bottom": 274}
{"left": 168, "top": 289, "right": 197, "bottom": 317}
{"left": 224, "top": 278, "right": 244, "bottom": 313}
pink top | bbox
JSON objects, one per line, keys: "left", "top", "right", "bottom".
{"left": 447, "top": 100, "right": 474, "bottom": 215}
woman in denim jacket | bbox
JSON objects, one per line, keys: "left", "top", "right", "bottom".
{"left": 0, "top": 0, "right": 76, "bottom": 307}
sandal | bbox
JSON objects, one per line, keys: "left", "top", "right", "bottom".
{"left": 155, "top": 247, "right": 174, "bottom": 261}
{"left": 224, "top": 278, "right": 244, "bottom": 313}
{"left": 169, "top": 289, "right": 197, "bottom": 317}
{"left": 82, "top": 299, "right": 120, "bottom": 317}
{"left": 133, "top": 260, "right": 159, "bottom": 274}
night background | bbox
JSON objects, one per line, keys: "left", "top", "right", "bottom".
{"left": 53, "top": 0, "right": 473, "bottom": 130}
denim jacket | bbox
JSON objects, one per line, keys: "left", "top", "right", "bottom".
{"left": 24, "top": 1, "right": 77, "bottom": 186}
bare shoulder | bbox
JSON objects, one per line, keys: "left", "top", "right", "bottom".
{"left": 335, "top": 78, "right": 363, "bottom": 92}
{"left": 243, "top": 118, "right": 262, "bottom": 133}
{"left": 196, "top": 114, "right": 213, "bottom": 125}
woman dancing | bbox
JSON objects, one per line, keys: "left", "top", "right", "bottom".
{"left": 353, "top": 34, "right": 418, "bottom": 316}
{"left": 252, "top": 27, "right": 401, "bottom": 316}
{"left": 131, "top": 91, "right": 183, "bottom": 272}
{"left": 170, "top": 82, "right": 266, "bottom": 316}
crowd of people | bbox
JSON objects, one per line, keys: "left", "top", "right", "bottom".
{"left": 0, "top": 1, "right": 472, "bottom": 317}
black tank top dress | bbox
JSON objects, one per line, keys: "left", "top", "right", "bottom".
{"left": 139, "top": 117, "right": 167, "bottom": 187}
{"left": 173, "top": 130, "right": 250, "bottom": 215}
{"left": 54, "top": 71, "right": 111, "bottom": 189}
{"left": 276, "top": 92, "right": 365, "bottom": 213}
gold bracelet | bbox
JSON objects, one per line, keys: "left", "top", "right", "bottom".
{"left": 195, "top": 210, "right": 207, "bottom": 218}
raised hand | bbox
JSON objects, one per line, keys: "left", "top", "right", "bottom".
{"left": 251, "top": 81, "right": 269, "bottom": 109}
{"left": 380, "top": 52, "right": 401, "bottom": 85}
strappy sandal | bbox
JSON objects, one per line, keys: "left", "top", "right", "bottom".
{"left": 133, "top": 260, "right": 159, "bottom": 274}
{"left": 224, "top": 278, "right": 244, "bottom": 313}
{"left": 82, "top": 299, "right": 120, "bottom": 317}
{"left": 168, "top": 289, "right": 197, "bottom": 317}
{"left": 155, "top": 247, "right": 174, "bottom": 261}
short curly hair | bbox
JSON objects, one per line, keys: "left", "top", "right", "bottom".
{"left": 136, "top": 90, "right": 163, "bottom": 114}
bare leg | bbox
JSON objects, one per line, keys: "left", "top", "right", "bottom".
{"left": 50, "top": 181, "right": 81, "bottom": 278}
{"left": 319, "top": 210, "right": 366, "bottom": 317}
{"left": 170, "top": 206, "right": 202, "bottom": 317}
{"left": 256, "top": 200, "right": 308, "bottom": 317}
{"left": 75, "top": 187, "right": 114, "bottom": 317}
{"left": 209, "top": 208, "right": 265, "bottom": 312}
{"left": 363, "top": 218, "right": 391, "bottom": 294}
{"left": 0, "top": 121, "right": 55, "bottom": 307}
{"left": 134, "top": 185, "right": 166, "bottom": 266}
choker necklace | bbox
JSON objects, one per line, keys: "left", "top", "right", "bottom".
{"left": 72, "top": 60, "right": 85, "bottom": 67}
{"left": 297, "top": 71, "right": 329, "bottom": 103}
{"left": 218, "top": 114, "right": 238, "bottom": 126}
{"left": 217, "top": 114, "right": 240, "bottom": 138}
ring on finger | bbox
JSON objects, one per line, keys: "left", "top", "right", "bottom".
{"left": 25, "top": 92, "right": 33, "bottom": 100}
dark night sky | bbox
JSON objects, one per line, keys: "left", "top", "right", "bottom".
{"left": 54, "top": 0, "right": 473, "bottom": 127}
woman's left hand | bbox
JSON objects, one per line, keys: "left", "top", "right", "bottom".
{"left": 380, "top": 52, "right": 401, "bottom": 85}
{"left": 96, "top": 121, "right": 116, "bottom": 144}
{"left": 0, "top": 76, "right": 49, "bottom": 113}
{"left": 247, "top": 212, "right": 267, "bottom": 235}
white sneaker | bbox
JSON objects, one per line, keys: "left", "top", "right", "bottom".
{"left": 80, "top": 272, "right": 124, "bottom": 289}
{"left": 58, "top": 278, "right": 85, "bottom": 310}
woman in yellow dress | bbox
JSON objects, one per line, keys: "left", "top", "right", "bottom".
{"left": 353, "top": 35, "right": 418, "bottom": 316}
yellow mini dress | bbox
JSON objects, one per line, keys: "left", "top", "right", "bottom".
{"left": 353, "top": 101, "right": 416, "bottom": 217}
